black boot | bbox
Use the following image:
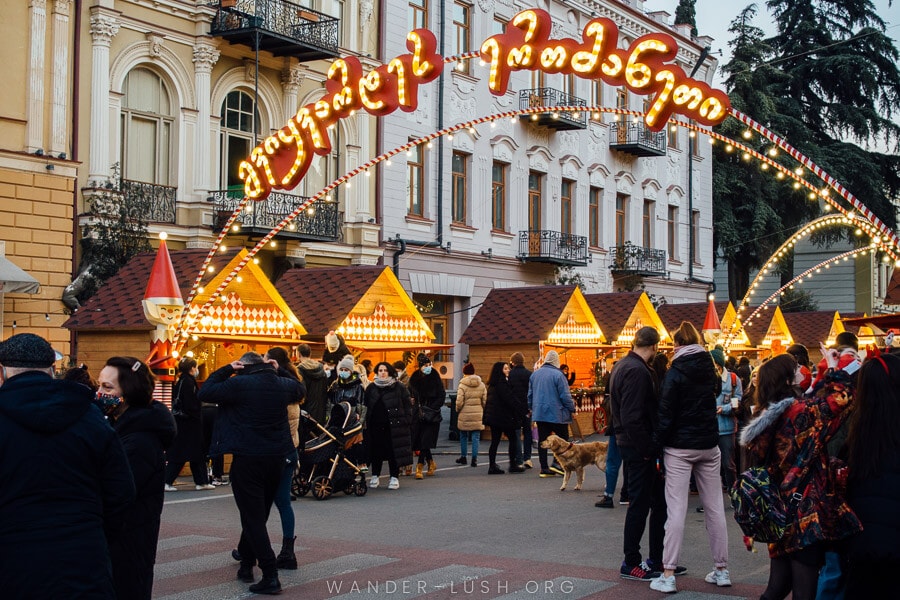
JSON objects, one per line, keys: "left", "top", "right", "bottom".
{"left": 236, "top": 561, "right": 255, "bottom": 583}
{"left": 248, "top": 573, "right": 282, "bottom": 594}
{"left": 488, "top": 463, "right": 505, "bottom": 474}
{"left": 276, "top": 536, "right": 297, "bottom": 570}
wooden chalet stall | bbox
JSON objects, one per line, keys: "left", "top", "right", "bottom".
{"left": 741, "top": 305, "right": 792, "bottom": 360}
{"left": 782, "top": 310, "right": 864, "bottom": 366}
{"left": 458, "top": 285, "right": 606, "bottom": 435}
{"left": 275, "top": 265, "right": 443, "bottom": 377}
{"left": 64, "top": 247, "right": 309, "bottom": 390}
{"left": 656, "top": 300, "right": 753, "bottom": 355}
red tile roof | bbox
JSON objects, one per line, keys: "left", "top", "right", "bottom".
{"left": 275, "top": 266, "right": 385, "bottom": 340}
{"left": 782, "top": 311, "right": 861, "bottom": 348}
{"left": 459, "top": 285, "right": 578, "bottom": 345}
{"left": 656, "top": 301, "right": 729, "bottom": 335}
{"left": 584, "top": 292, "right": 643, "bottom": 340}
{"left": 63, "top": 248, "right": 240, "bottom": 331}
{"left": 883, "top": 267, "right": 900, "bottom": 305}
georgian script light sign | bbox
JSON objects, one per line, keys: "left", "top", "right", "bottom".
{"left": 238, "top": 8, "right": 730, "bottom": 201}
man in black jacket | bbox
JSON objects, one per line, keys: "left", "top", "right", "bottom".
{"left": 608, "top": 326, "right": 666, "bottom": 581}
{"left": 200, "top": 352, "right": 305, "bottom": 595}
{"left": 508, "top": 352, "right": 532, "bottom": 469}
{"left": 0, "top": 333, "right": 135, "bottom": 598}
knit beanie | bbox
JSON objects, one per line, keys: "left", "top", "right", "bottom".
{"left": 0, "top": 333, "right": 57, "bottom": 368}
{"left": 710, "top": 346, "right": 726, "bottom": 368}
{"left": 338, "top": 355, "right": 355, "bottom": 371}
{"left": 544, "top": 350, "right": 561, "bottom": 368}
{"left": 462, "top": 363, "right": 475, "bottom": 375}
{"left": 417, "top": 353, "right": 431, "bottom": 367}
{"left": 510, "top": 352, "right": 525, "bottom": 366}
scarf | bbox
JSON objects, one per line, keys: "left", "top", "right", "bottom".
{"left": 372, "top": 375, "right": 396, "bottom": 388}
{"left": 673, "top": 343, "right": 708, "bottom": 361}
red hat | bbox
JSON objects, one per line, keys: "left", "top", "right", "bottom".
{"left": 143, "top": 239, "right": 183, "bottom": 305}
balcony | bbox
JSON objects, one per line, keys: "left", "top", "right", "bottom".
{"left": 120, "top": 179, "right": 177, "bottom": 224}
{"left": 609, "top": 242, "right": 666, "bottom": 276}
{"left": 209, "top": 189, "right": 341, "bottom": 242}
{"left": 519, "top": 88, "right": 587, "bottom": 131}
{"left": 209, "top": 0, "right": 339, "bottom": 61}
{"left": 518, "top": 230, "right": 590, "bottom": 266}
{"left": 609, "top": 122, "right": 667, "bottom": 157}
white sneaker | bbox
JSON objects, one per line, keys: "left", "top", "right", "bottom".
{"left": 368, "top": 475, "right": 379, "bottom": 488}
{"left": 195, "top": 484, "right": 215, "bottom": 491}
{"left": 388, "top": 477, "right": 400, "bottom": 490}
{"left": 705, "top": 568, "right": 732, "bottom": 587}
{"left": 164, "top": 484, "right": 177, "bottom": 492}
{"left": 649, "top": 574, "right": 676, "bottom": 593}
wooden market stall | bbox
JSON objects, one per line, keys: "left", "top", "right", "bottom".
{"left": 782, "top": 310, "right": 865, "bottom": 365}
{"left": 740, "top": 305, "right": 792, "bottom": 360}
{"left": 458, "top": 285, "right": 607, "bottom": 435}
{"left": 275, "top": 265, "right": 446, "bottom": 377}
{"left": 657, "top": 300, "right": 755, "bottom": 357}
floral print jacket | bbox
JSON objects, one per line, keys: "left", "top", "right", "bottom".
{"left": 739, "top": 369, "right": 862, "bottom": 557}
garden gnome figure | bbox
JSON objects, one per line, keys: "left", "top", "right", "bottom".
{"left": 142, "top": 234, "right": 184, "bottom": 383}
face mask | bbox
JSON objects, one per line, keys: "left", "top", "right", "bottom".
{"left": 339, "top": 370, "right": 351, "bottom": 380}
{"left": 793, "top": 367, "right": 805, "bottom": 386}
{"left": 422, "top": 366, "right": 433, "bottom": 375}
{"left": 94, "top": 392, "right": 122, "bottom": 416}
{"left": 324, "top": 368, "right": 332, "bottom": 377}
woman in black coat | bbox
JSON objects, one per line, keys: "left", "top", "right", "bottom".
{"left": 99, "top": 357, "right": 176, "bottom": 600}
{"left": 844, "top": 352, "right": 900, "bottom": 596}
{"left": 483, "top": 361, "right": 524, "bottom": 474}
{"left": 164, "top": 357, "right": 213, "bottom": 490}
{"left": 364, "top": 362, "right": 413, "bottom": 490}
{"left": 407, "top": 353, "right": 445, "bottom": 479}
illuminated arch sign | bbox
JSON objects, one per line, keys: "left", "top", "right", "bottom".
{"left": 238, "top": 8, "right": 730, "bottom": 201}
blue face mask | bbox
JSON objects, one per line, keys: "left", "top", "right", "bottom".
{"left": 339, "top": 370, "right": 351, "bottom": 380}
{"left": 422, "top": 365, "right": 433, "bottom": 375}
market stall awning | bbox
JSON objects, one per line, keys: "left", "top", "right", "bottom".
{"left": 0, "top": 255, "right": 40, "bottom": 294}
{"left": 585, "top": 291, "right": 669, "bottom": 347}
{"left": 459, "top": 285, "right": 605, "bottom": 347}
{"left": 276, "top": 265, "right": 435, "bottom": 349}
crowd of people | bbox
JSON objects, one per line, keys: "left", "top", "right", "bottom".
{"left": 3, "top": 324, "right": 898, "bottom": 598}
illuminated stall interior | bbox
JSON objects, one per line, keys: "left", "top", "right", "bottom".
{"left": 586, "top": 291, "right": 671, "bottom": 366}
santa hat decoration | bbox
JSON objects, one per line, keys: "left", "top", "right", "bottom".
{"left": 142, "top": 236, "right": 184, "bottom": 321}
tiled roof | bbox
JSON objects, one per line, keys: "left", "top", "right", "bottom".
{"left": 781, "top": 311, "right": 860, "bottom": 348}
{"left": 884, "top": 267, "right": 900, "bottom": 306}
{"left": 656, "top": 301, "right": 729, "bottom": 335}
{"left": 275, "top": 266, "right": 385, "bottom": 340}
{"left": 739, "top": 307, "right": 773, "bottom": 346}
{"left": 459, "top": 285, "right": 578, "bottom": 345}
{"left": 64, "top": 248, "right": 240, "bottom": 331}
{"left": 584, "top": 292, "right": 643, "bottom": 340}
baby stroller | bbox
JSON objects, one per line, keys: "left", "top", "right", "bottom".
{"left": 292, "top": 401, "right": 367, "bottom": 500}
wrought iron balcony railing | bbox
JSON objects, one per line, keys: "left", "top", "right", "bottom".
{"left": 609, "top": 122, "right": 667, "bottom": 157}
{"left": 209, "top": 189, "right": 341, "bottom": 242}
{"left": 518, "top": 230, "right": 590, "bottom": 266}
{"left": 519, "top": 88, "right": 587, "bottom": 130}
{"left": 120, "top": 179, "right": 177, "bottom": 224}
{"left": 609, "top": 242, "right": 666, "bottom": 276}
{"left": 209, "top": 0, "right": 339, "bottom": 60}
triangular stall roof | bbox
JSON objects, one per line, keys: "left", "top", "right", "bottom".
{"left": 185, "top": 249, "right": 306, "bottom": 343}
{"left": 64, "top": 247, "right": 306, "bottom": 345}
{"left": 781, "top": 310, "right": 863, "bottom": 350}
{"left": 459, "top": 285, "right": 605, "bottom": 347}
{"left": 276, "top": 266, "right": 436, "bottom": 350}
{"left": 741, "top": 305, "right": 792, "bottom": 354}
{"left": 584, "top": 291, "right": 669, "bottom": 347}
{"left": 657, "top": 301, "right": 753, "bottom": 351}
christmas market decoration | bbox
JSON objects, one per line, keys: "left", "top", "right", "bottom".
{"left": 142, "top": 233, "right": 184, "bottom": 382}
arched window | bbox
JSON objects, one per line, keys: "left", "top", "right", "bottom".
{"left": 120, "top": 68, "right": 174, "bottom": 185}
{"left": 220, "top": 90, "right": 261, "bottom": 189}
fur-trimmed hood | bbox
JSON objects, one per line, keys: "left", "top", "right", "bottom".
{"left": 739, "top": 397, "right": 794, "bottom": 446}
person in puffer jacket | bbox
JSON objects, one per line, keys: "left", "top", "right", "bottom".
{"left": 455, "top": 363, "right": 486, "bottom": 467}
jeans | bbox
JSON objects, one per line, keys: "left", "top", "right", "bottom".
{"left": 718, "top": 433, "right": 737, "bottom": 490}
{"left": 620, "top": 445, "right": 666, "bottom": 567}
{"left": 230, "top": 454, "right": 284, "bottom": 576}
{"left": 273, "top": 453, "right": 297, "bottom": 539}
{"left": 605, "top": 432, "right": 622, "bottom": 497}
{"left": 522, "top": 424, "right": 533, "bottom": 461}
{"left": 459, "top": 430, "right": 481, "bottom": 459}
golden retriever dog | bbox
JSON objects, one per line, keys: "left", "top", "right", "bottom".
{"left": 540, "top": 434, "right": 608, "bottom": 491}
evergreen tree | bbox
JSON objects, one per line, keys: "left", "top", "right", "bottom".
{"left": 674, "top": 0, "right": 698, "bottom": 37}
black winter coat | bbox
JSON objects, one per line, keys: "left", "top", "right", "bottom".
{"left": 609, "top": 351, "right": 659, "bottom": 457}
{"left": 847, "top": 455, "right": 900, "bottom": 561}
{"left": 110, "top": 400, "right": 176, "bottom": 600}
{"left": 508, "top": 365, "right": 532, "bottom": 426}
{"left": 329, "top": 373, "right": 365, "bottom": 408}
{"left": 298, "top": 359, "right": 329, "bottom": 425}
{"left": 200, "top": 362, "right": 304, "bottom": 457}
{"left": 483, "top": 378, "right": 518, "bottom": 430}
{"left": 655, "top": 348, "right": 720, "bottom": 450}
{"left": 408, "top": 369, "right": 444, "bottom": 449}
{"left": 364, "top": 381, "right": 413, "bottom": 467}
{"left": 0, "top": 372, "right": 134, "bottom": 599}
{"left": 167, "top": 374, "right": 204, "bottom": 463}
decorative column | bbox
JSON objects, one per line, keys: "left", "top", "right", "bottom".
{"left": 88, "top": 12, "right": 119, "bottom": 186}
{"left": 281, "top": 64, "right": 306, "bottom": 123}
{"left": 192, "top": 43, "right": 220, "bottom": 194}
{"left": 50, "top": 0, "right": 72, "bottom": 156}
{"left": 26, "top": 0, "right": 47, "bottom": 153}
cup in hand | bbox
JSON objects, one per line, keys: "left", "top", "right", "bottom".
{"left": 731, "top": 397, "right": 740, "bottom": 409}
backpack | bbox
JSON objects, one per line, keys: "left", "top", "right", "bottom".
{"left": 729, "top": 465, "right": 791, "bottom": 542}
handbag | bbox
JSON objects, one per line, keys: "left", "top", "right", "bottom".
{"left": 171, "top": 379, "right": 186, "bottom": 418}
{"left": 419, "top": 405, "right": 442, "bottom": 424}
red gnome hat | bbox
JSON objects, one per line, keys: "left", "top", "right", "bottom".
{"left": 142, "top": 238, "right": 184, "bottom": 325}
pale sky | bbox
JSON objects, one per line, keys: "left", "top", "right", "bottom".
{"left": 643, "top": 0, "right": 900, "bottom": 84}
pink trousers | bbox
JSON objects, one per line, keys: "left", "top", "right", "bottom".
{"left": 662, "top": 446, "right": 729, "bottom": 570}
